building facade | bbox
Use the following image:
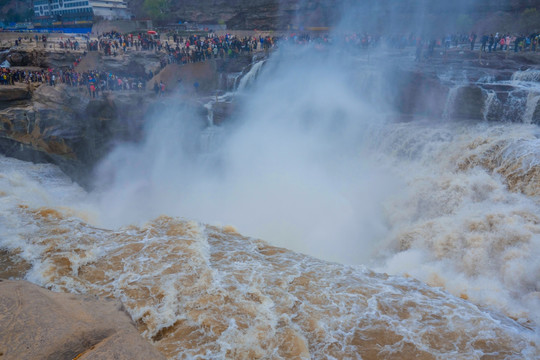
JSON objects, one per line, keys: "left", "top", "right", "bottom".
{"left": 32, "top": 0, "right": 130, "bottom": 24}
{"left": 89, "top": 0, "right": 130, "bottom": 20}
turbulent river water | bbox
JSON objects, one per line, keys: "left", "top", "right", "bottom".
{"left": 1, "top": 46, "right": 540, "bottom": 359}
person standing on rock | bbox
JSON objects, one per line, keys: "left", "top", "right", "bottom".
{"left": 480, "top": 35, "right": 488, "bottom": 52}
{"left": 90, "top": 83, "right": 96, "bottom": 98}
{"left": 470, "top": 33, "right": 477, "bottom": 51}
{"left": 488, "top": 34, "right": 494, "bottom": 52}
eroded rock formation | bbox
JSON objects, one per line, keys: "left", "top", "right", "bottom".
{"left": 0, "top": 83, "right": 150, "bottom": 187}
{"left": 0, "top": 279, "right": 166, "bottom": 360}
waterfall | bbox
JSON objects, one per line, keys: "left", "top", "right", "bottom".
{"left": 511, "top": 69, "right": 540, "bottom": 83}
{"left": 198, "top": 58, "right": 268, "bottom": 168}
{"left": 442, "top": 85, "right": 461, "bottom": 120}
{"left": 522, "top": 92, "right": 540, "bottom": 124}
{"left": 221, "top": 58, "right": 265, "bottom": 92}
{"left": 482, "top": 89, "right": 497, "bottom": 121}
{"left": 207, "top": 59, "right": 267, "bottom": 127}
{"left": 204, "top": 101, "right": 214, "bottom": 127}
{"left": 503, "top": 90, "right": 528, "bottom": 122}
{"left": 220, "top": 72, "right": 243, "bottom": 92}
{"left": 236, "top": 59, "right": 266, "bottom": 91}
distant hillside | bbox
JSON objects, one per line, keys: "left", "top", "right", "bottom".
{"left": 3, "top": 0, "right": 538, "bottom": 33}
{"left": 0, "top": 0, "right": 33, "bottom": 23}
{"left": 126, "top": 0, "right": 540, "bottom": 33}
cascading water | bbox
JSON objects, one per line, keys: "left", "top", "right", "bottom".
{"left": 503, "top": 89, "right": 529, "bottom": 122}
{"left": 523, "top": 92, "right": 540, "bottom": 124}
{"left": 482, "top": 88, "right": 497, "bottom": 121}
{"left": 442, "top": 85, "right": 461, "bottom": 120}
{"left": 219, "top": 72, "right": 243, "bottom": 92}
{"left": 203, "top": 101, "right": 214, "bottom": 126}
{"left": 512, "top": 69, "right": 540, "bottom": 83}
{"left": 236, "top": 59, "right": 266, "bottom": 91}
{"left": 1, "top": 32, "right": 540, "bottom": 360}
{"left": 436, "top": 68, "right": 540, "bottom": 123}
{"left": 201, "top": 59, "right": 268, "bottom": 151}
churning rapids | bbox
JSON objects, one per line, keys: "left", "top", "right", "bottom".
{"left": 1, "top": 45, "right": 540, "bottom": 359}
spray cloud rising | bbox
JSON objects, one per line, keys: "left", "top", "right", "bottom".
{"left": 93, "top": 44, "right": 400, "bottom": 265}
{"left": 88, "top": 0, "right": 540, "bottom": 331}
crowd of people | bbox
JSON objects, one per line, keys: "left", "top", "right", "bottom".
{"left": 3, "top": 26, "right": 540, "bottom": 95}
{"left": 408, "top": 32, "right": 540, "bottom": 54}
{"left": 71, "top": 69, "right": 147, "bottom": 98}
{"left": 88, "top": 30, "right": 162, "bottom": 55}
{"left": 273, "top": 30, "right": 540, "bottom": 57}
{"left": 400, "top": 32, "right": 540, "bottom": 61}
{"left": 474, "top": 33, "right": 540, "bottom": 52}
{"left": 57, "top": 37, "right": 81, "bottom": 51}
{"left": 162, "top": 33, "right": 276, "bottom": 65}
{"left": 0, "top": 65, "right": 148, "bottom": 99}
{"left": 85, "top": 29, "right": 278, "bottom": 65}
{"left": 0, "top": 68, "right": 52, "bottom": 85}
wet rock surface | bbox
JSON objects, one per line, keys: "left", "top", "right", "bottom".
{"left": 390, "top": 49, "right": 540, "bottom": 122}
{"left": 0, "top": 279, "right": 166, "bottom": 360}
{"left": 0, "top": 83, "right": 151, "bottom": 187}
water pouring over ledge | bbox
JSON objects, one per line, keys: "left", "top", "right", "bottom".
{"left": 2, "top": 0, "right": 540, "bottom": 358}
{"left": 10, "top": 43, "right": 527, "bottom": 358}
{"left": 1, "top": 153, "right": 538, "bottom": 358}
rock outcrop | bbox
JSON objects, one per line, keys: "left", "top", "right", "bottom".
{"left": 388, "top": 50, "right": 540, "bottom": 123}
{"left": 0, "top": 83, "right": 151, "bottom": 187}
{"left": 0, "top": 84, "right": 31, "bottom": 102}
{"left": 3, "top": 41, "right": 540, "bottom": 191}
{"left": 0, "top": 279, "right": 166, "bottom": 360}
{"left": 1, "top": 48, "right": 81, "bottom": 69}
{"left": 0, "top": 45, "right": 258, "bottom": 187}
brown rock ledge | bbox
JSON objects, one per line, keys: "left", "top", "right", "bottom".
{"left": 0, "top": 279, "right": 166, "bottom": 360}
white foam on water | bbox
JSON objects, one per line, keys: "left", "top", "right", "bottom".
{"left": 512, "top": 69, "right": 540, "bottom": 83}
{"left": 1, "top": 37, "right": 540, "bottom": 360}
{"left": 370, "top": 121, "right": 540, "bottom": 328}
{"left": 0, "top": 145, "right": 539, "bottom": 358}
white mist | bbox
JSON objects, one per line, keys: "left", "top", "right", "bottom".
{"left": 92, "top": 45, "right": 400, "bottom": 265}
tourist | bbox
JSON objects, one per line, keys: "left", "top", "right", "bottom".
{"left": 470, "top": 33, "right": 477, "bottom": 51}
